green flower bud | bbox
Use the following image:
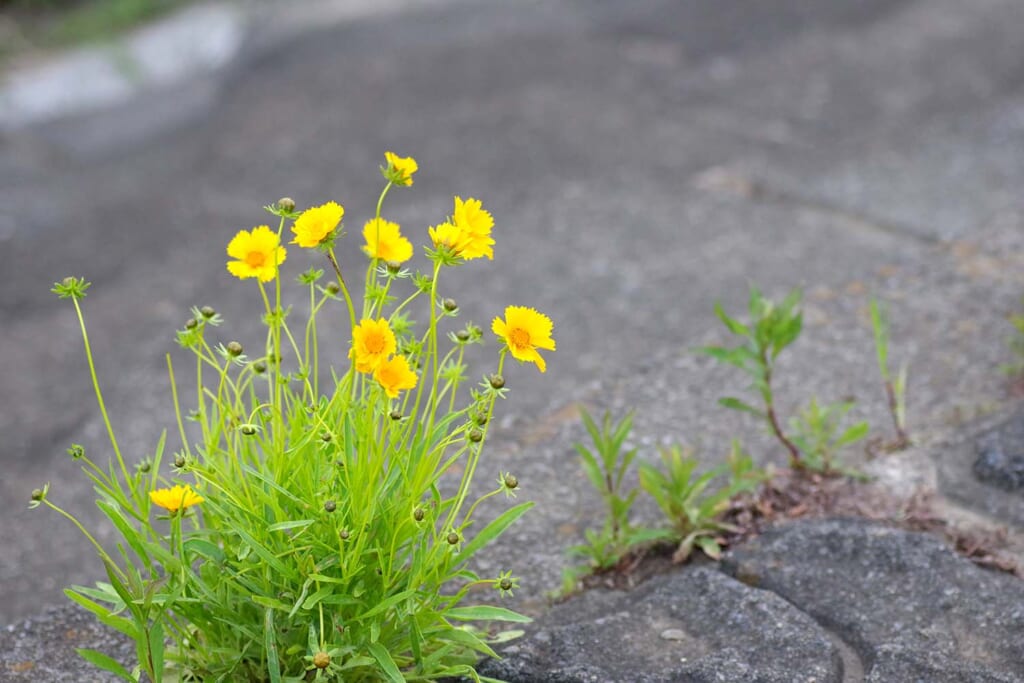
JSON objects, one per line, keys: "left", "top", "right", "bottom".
{"left": 446, "top": 532, "right": 460, "bottom": 545}
{"left": 185, "top": 318, "right": 198, "bottom": 330}
{"left": 66, "top": 444, "right": 85, "bottom": 460}
{"left": 253, "top": 362, "right": 267, "bottom": 374}
{"left": 324, "top": 500, "right": 336, "bottom": 513}
{"left": 503, "top": 474, "right": 518, "bottom": 490}
{"left": 442, "top": 298, "right": 458, "bottom": 312}
{"left": 313, "top": 651, "right": 330, "bottom": 669}
{"left": 390, "top": 409, "right": 402, "bottom": 421}
{"left": 489, "top": 374, "right": 505, "bottom": 389}
{"left": 277, "top": 197, "right": 296, "bottom": 213}
{"left": 339, "top": 529, "right": 350, "bottom": 541}
{"left": 199, "top": 305, "right": 216, "bottom": 318}
{"left": 174, "top": 454, "right": 186, "bottom": 468}
{"left": 138, "top": 461, "right": 151, "bottom": 473}
{"left": 31, "top": 488, "right": 44, "bottom": 502}
{"left": 413, "top": 507, "right": 425, "bottom": 522}
{"left": 499, "top": 577, "right": 513, "bottom": 591}
{"left": 240, "top": 424, "right": 257, "bottom": 436}
{"left": 468, "top": 429, "right": 483, "bottom": 443}
{"left": 227, "top": 341, "right": 243, "bottom": 357}
{"left": 326, "top": 282, "right": 341, "bottom": 295}
{"left": 320, "top": 432, "right": 332, "bottom": 442}
{"left": 455, "top": 330, "right": 470, "bottom": 342}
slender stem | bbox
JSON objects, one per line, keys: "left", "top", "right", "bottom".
{"left": 44, "top": 499, "right": 127, "bottom": 582}
{"left": 326, "top": 248, "right": 357, "bottom": 333}
{"left": 761, "top": 357, "right": 801, "bottom": 463}
{"left": 885, "top": 381, "right": 909, "bottom": 447}
{"left": 72, "top": 298, "right": 131, "bottom": 487}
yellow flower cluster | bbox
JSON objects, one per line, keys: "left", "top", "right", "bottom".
{"left": 429, "top": 196, "right": 495, "bottom": 260}
{"left": 350, "top": 318, "right": 418, "bottom": 397}
{"left": 292, "top": 201, "right": 344, "bottom": 249}
{"left": 384, "top": 151, "right": 418, "bottom": 186}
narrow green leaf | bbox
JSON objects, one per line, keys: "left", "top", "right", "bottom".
{"left": 266, "top": 519, "right": 316, "bottom": 533}
{"left": 718, "top": 397, "right": 765, "bottom": 418}
{"left": 148, "top": 621, "right": 164, "bottom": 679}
{"left": 367, "top": 642, "right": 404, "bottom": 683}
{"left": 64, "top": 589, "right": 135, "bottom": 638}
{"left": 264, "top": 609, "right": 282, "bottom": 683}
{"left": 445, "top": 605, "right": 532, "bottom": 623}
{"left": 75, "top": 649, "right": 134, "bottom": 681}
{"left": 454, "top": 502, "right": 533, "bottom": 565}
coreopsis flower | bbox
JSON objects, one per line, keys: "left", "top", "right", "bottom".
{"left": 149, "top": 484, "right": 204, "bottom": 513}
{"left": 428, "top": 222, "right": 461, "bottom": 251}
{"left": 350, "top": 318, "right": 397, "bottom": 373}
{"left": 384, "top": 151, "right": 418, "bottom": 186}
{"left": 492, "top": 306, "right": 556, "bottom": 373}
{"left": 451, "top": 196, "right": 494, "bottom": 260}
{"left": 363, "top": 218, "right": 413, "bottom": 264}
{"left": 374, "top": 355, "right": 418, "bottom": 398}
{"left": 291, "top": 201, "right": 344, "bottom": 248}
{"left": 226, "top": 225, "right": 287, "bottom": 282}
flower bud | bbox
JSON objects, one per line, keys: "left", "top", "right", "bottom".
{"left": 455, "top": 330, "right": 470, "bottom": 342}
{"left": 253, "top": 362, "right": 267, "bottom": 374}
{"left": 138, "top": 461, "right": 151, "bottom": 473}
{"left": 227, "top": 341, "right": 243, "bottom": 357}
{"left": 277, "top": 197, "right": 296, "bottom": 213}
{"left": 324, "top": 500, "right": 336, "bottom": 513}
{"left": 442, "top": 298, "right": 458, "bottom": 312}
{"left": 489, "top": 374, "right": 505, "bottom": 389}
{"left": 446, "top": 532, "right": 460, "bottom": 545}
{"left": 499, "top": 577, "right": 513, "bottom": 591}
{"left": 320, "top": 432, "right": 332, "bottom": 442}
{"left": 62, "top": 276, "right": 75, "bottom": 288}
{"left": 31, "top": 488, "right": 44, "bottom": 502}
{"left": 174, "top": 454, "right": 186, "bottom": 468}
{"left": 185, "top": 318, "right": 198, "bottom": 330}
{"left": 386, "top": 261, "right": 402, "bottom": 275}
{"left": 339, "top": 529, "right": 350, "bottom": 541}
{"left": 468, "top": 429, "right": 483, "bottom": 443}
{"left": 240, "top": 424, "right": 257, "bottom": 436}
{"left": 66, "top": 444, "right": 85, "bottom": 460}
{"left": 504, "top": 474, "right": 518, "bottom": 490}
{"left": 199, "top": 305, "right": 216, "bottom": 318}
{"left": 474, "top": 412, "right": 488, "bottom": 426}
{"left": 313, "top": 651, "right": 330, "bottom": 669}
{"left": 390, "top": 409, "right": 402, "bottom": 421}
{"left": 413, "top": 507, "right": 425, "bottom": 522}
{"left": 326, "top": 282, "right": 341, "bottom": 295}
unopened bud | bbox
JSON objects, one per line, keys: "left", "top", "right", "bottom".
{"left": 339, "top": 529, "right": 350, "bottom": 541}
{"left": 324, "top": 500, "right": 336, "bottom": 513}
{"left": 390, "top": 409, "right": 402, "bottom": 421}
{"left": 199, "top": 305, "right": 216, "bottom": 318}
{"left": 413, "top": 507, "right": 425, "bottom": 522}
{"left": 442, "top": 298, "right": 458, "bottom": 312}
{"left": 468, "top": 429, "right": 483, "bottom": 443}
{"left": 504, "top": 474, "right": 518, "bottom": 490}
{"left": 31, "top": 488, "right": 44, "bottom": 502}
{"left": 446, "top": 532, "right": 460, "bottom": 545}
{"left": 326, "top": 282, "right": 341, "bottom": 295}
{"left": 455, "top": 330, "right": 470, "bottom": 342}
{"left": 386, "top": 261, "right": 402, "bottom": 274}
{"left": 174, "top": 454, "right": 186, "bottom": 468}
{"left": 240, "top": 424, "right": 257, "bottom": 436}
{"left": 474, "top": 412, "right": 488, "bottom": 426}
{"left": 253, "top": 362, "right": 267, "bottom": 374}
{"left": 66, "top": 444, "right": 84, "bottom": 460}
{"left": 499, "top": 577, "right": 513, "bottom": 591}
{"left": 320, "top": 432, "right": 332, "bottom": 442}
{"left": 489, "top": 374, "right": 505, "bottom": 389}
{"left": 277, "top": 197, "right": 296, "bottom": 213}
{"left": 138, "top": 461, "right": 151, "bottom": 473}
{"left": 227, "top": 341, "right": 243, "bottom": 357}
{"left": 185, "top": 318, "right": 198, "bottom": 330}
{"left": 312, "top": 651, "right": 330, "bottom": 669}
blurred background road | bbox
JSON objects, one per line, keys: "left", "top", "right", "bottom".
{"left": 3, "top": 0, "right": 1024, "bottom": 624}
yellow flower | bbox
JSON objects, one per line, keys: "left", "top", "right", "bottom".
{"left": 149, "top": 484, "right": 204, "bottom": 513}
{"left": 363, "top": 218, "right": 413, "bottom": 264}
{"left": 428, "top": 222, "right": 461, "bottom": 251}
{"left": 492, "top": 306, "right": 556, "bottom": 373}
{"left": 291, "top": 201, "right": 344, "bottom": 248}
{"left": 452, "top": 196, "right": 495, "bottom": 260}
{"left": 350, "top": 318, "right": 397, "bottom": 373}
{"left": 226, "top": 225, "right": 287, "bottom": 282}
{"left": 384, "top": 151, "right": 418, "bottom": 186}
{"left": 374, "top": 355, "right": 418, "bottom": 398}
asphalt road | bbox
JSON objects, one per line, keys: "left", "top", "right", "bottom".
{"left": 3, "top": 0, "right": 1024, "bottom": 624}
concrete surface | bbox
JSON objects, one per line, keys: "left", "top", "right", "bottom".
{"left": 2, "top": 0, "right": 1024, "bottom": 677}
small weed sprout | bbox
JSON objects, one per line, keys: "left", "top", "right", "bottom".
{"left": 869, "top": 296, "right": 910, "bottom": 449}
{"left": 787, "top": 397, "right": 869, "bottom": 477}
{"left": 698, "top": 286, "right": 805, "bottom": 466}
{"left": 638, "top": 440, "right": 765, "bottom": 563}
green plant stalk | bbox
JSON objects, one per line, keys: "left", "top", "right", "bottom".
{"left": 760, "top": 354, "right": 801, "bottom": 463}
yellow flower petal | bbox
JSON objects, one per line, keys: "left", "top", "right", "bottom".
{"left": 291, "top": 201, "right": 344, "bottom": 248}
{"left": 362, "top": 218, "right": 413, "bottom": 264}
{"left": 374, "top": 354, "right": 418, "bottom": 398}
{"left": 226, "top": 226, "right": 286, "bottom": 281}
{"left": 350, "top": 318, "right": 397, "bottom": 373}
{"left": 493, "top": 306, "right": 555, "bottom": 373}
{"left": 384, "top": 151, "right": 418, "bottom": 186}
{"left": 149, "top": 484, "right": 204, "bottom": 513}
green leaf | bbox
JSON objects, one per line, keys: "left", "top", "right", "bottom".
{"left": 96, "top": 500, "right": 151, "bottom": 571}
{"left": 714, "top": 302, "right": 749, "bottom": 337}
{"left": 64, "top": 588, "right": 135, "bottom": 638}
{"left": 454, "top": 502, "right": 533, "bottom": 565}
{"left": 182, "top": 538, "right": 225, "bottom": 564}
{"left": 75, "top": 649, "right": 134, "bottom": 681}
{"left": 836, "top": 421, "right": 870, "bottom": 447}
{"left": 718, "top": 397, "right": 765, "bottom": 417}
{"left": 266, "top": 519, "right": 316, "bottom": 533}
{"left": 251, "top": 595, "right": 292, "bottom": 612}
{"left": 147, "top": 621, "right": 164, "bottom": 680}
{"left": 264, "top": 609, "right": 282, "bottom": 683}
{"left": 367, "top": 642, "right": 404, "bottom": 683}
{"left": 445, "top": 605, "right": 532, "bottom": 623}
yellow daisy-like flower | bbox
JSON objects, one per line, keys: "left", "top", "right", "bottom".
{"left": 149, "top": 484, "right": 204, "bottom": 513}
{"left": 226, "top": 225, "right": 287, "bottom": 282}
{"left": 452, "top": 196, "right": 495, "bottom": 260}
{"left": 492, "top": 306, "right": 556, "bottom": 373}
{"left": 428, "top": 222, "right": 461, "bottom": 251}
{"left": 363, "top": 218, "right": 413, "bottom": 264}
{"left": 384, "top": 151, "right": 418, "bottom": 186}
{"left": 374, "top": 355, "right": 418, "bottom": 398}
{"left": 291, "top": 201, "right": 344, "bottom": 248}
{"left": 350, "top": 318, "right": 397, "bottom": 373}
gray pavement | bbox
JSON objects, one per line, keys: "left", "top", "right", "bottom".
{"left": 2, "top": 0, "right": 1024, "bottom": 670}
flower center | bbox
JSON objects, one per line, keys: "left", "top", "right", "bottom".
{"left": 509, "top": 328, "right": 531, "bottom": 349}
{"left": 245, "top": 250, "right": 267, "bottom": 268}
{"left": 365, "top": 334, "right": 386, "bottom": 354}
